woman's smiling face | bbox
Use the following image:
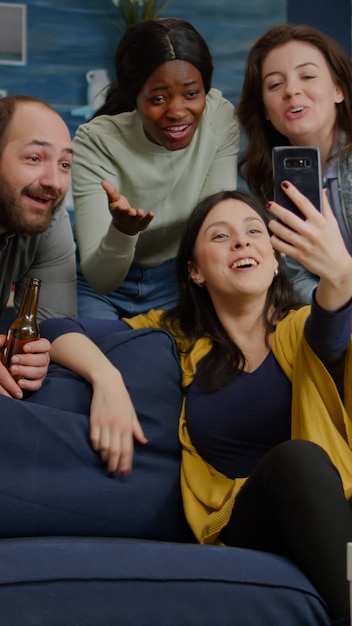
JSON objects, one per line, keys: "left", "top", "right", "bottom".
{"left": 136, "top": 59, "right": 206, "bottom": 151}
{"left": 189, "top": 198, "right": 278, "bottom": 302}
{"left": 261, "top": 40, "right": 344, "bottom": 148}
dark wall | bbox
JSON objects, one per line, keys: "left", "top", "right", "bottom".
{"left": 287, "top": 0, "right": 351, "bottom": 55}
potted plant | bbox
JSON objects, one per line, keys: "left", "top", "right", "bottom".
{"left": 111, "top": 0, "right": 172, "bottom": 30}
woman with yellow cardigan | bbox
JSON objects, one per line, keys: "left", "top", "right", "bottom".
{"left": 41, "top": 182, "right": 352, "bottom": 625}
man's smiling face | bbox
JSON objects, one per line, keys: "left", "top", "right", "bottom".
{"left": 0, "top": 101, "right": 72, "bottom": 235}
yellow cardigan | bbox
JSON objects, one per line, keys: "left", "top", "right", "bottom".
{"left": 125, "top": 306, "right": 352, "bottom": 544}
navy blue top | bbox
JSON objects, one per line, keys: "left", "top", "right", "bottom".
{"left": 186, "top": 352, "right": 291, "bottom": 478}
{"left": 186, "top": 295, "right": 351, "bottom": 477}
{"left": 40, "top": 294, "right": 352, "bottom": 479}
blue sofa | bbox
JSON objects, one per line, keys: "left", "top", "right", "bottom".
{"left": 0, "top": 327, "right": 331, "bottom": 625}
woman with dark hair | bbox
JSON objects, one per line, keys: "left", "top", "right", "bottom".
{"left": 237, "top": 23, "right": 352, "bottom": 303}
{"left": 42, "top": 182, "right": 352, "bottom": 624}
{"left": 93, "top": 17, "right": 214, "bottom": 117}
{"left": 72, "top": 17, "right": 239, "bottom": 319}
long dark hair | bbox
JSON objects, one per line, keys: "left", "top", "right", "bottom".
{"left": 93, "top": 17, "right": 213, "bottom": 117}
{"left": 237, "top": 24, "right": 352, "bottom": 203}
{"left": 162, "top": 190, "right": 303, "bottom": 391}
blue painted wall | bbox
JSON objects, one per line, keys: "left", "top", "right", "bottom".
{"left": 0, "top": 0, "right": 286, "bottom": 136}
{"left": 0, "top": 0, "right": 349, "bottom": 137}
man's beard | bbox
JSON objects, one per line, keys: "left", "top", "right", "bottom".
{"left": 0, "top": 179, "right": 64, "bottom": 235}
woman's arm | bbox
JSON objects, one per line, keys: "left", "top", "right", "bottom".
{"left": 40, "top": 317, "right": 129, "bottom": 344}
{"left": 305, "top": 294, "right": 351, "bottom": 399}
{"left": 47, "top": 326, "right": 147, "bottom": 476}
{"left": 283, "top": 255, "right": 318, "bottom": 304}
{"left": 72, "top": 122, "right": 139, "bottom": 293}
{"left": 269, "top": 183, "right": 352, "bottom": 397}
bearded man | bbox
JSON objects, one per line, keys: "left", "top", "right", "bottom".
{"left": 0, "top": 95, "right": 76, "bottom": 397}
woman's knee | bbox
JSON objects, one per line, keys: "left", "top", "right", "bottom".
{"left": 254, "top": 440, "right": 341, "bottom": 490}
{"left": 265, "top": 439, "right": 331, "bottom": 469}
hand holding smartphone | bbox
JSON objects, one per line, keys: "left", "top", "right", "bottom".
{"left": 272, "top": 146, "right": 322, "bottom": 218}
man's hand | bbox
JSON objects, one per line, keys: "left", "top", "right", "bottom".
{"left": 0, "top": 335, "right": 50, "bottom": 397}
{"left": 101, "top": 179, "right": 154, "bottom": 236}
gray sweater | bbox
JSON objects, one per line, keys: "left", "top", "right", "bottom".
{"left": 0, "top": 204, "right": 76, "bottom": 321}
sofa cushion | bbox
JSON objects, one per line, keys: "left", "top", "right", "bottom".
{"left": 0, "top": 328, "right": 193, "bottom": 541}
{"left": 0, "top": 537, "right": 330, "bottom": 626}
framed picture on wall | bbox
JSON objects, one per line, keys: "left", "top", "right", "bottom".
{"left": 0, "top": 3, "right": 26, "bottom": 65}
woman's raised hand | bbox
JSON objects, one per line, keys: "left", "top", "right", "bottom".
{"left": 101, "top": 179, "right": 154, "bottom": 236}
{"left": 268, "top": 181, "right": 352, "bottom": 311}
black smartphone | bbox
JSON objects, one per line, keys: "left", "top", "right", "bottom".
{"left": 272, "top": 146, "right": 322, "bottom": 218}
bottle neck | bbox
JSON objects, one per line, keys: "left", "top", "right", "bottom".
{"left": 18, "top": 278, "right": 41, "bottom": 318}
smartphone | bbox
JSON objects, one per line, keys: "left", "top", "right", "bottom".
{"left": 272, "top": 146, "right": 322, "bottom": 218}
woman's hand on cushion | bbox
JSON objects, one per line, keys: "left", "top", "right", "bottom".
{"left": 89, "top": 367, "right": 148, "bottom": 476}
